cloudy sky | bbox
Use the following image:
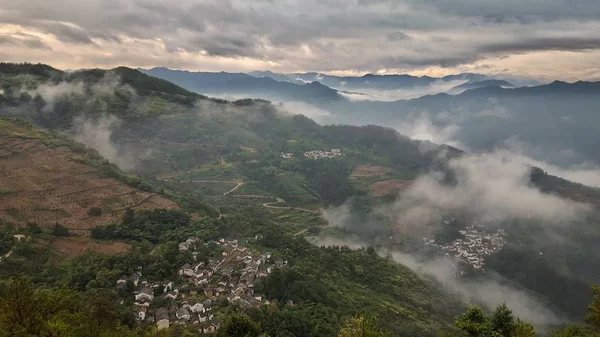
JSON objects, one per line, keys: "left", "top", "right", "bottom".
{"left": 1, "top": 0, "right": 600, "bottom": 80}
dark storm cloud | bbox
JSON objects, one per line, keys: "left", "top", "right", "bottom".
{"left": 189, "top": 36, "right": 266, "bottom": 58}
{"left": 40, "top": 22, "right": 95, "bottom": 45}
{"left": 407, "top": 0, "right": 600, "bottom": 22}
{"left": 0, "top": 34, "right": 50, "bottom": 49}
{"left": 379, "top": 54, "right": 481, "bottom": 69}
{"left": 0, "top": 35, "right": 18, "bottom": 46}
{"left": 480, "top": 37, "right": 600, "bottom": 54}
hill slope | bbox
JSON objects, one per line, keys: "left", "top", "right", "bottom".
{"left": 0, "top": 118, "right": 178, "bottom": 234}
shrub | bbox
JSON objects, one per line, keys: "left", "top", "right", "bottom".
{"left": 88, "top": 207, "right": 102, "bottom": 217}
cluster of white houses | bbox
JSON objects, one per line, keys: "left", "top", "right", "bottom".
{"left": 423, "top": 222, "right": 506, "bottom": 270}
{"left": 280, "top": 149, "right": 344, "bottom": 160}
{"left": 304, "top": 149, "right": 343, "bottom": 159}
{"left": 116, "top": 273, "right": 214, "bottom": 331}
{"left": 116, "top": 237, "right": 287, "bottom": 333}
{"left": 178, "top": 237, "right": 286, "bottom": 307}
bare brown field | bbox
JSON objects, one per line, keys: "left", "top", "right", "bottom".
{"left": 51, "top": 237, "right": 130, "bottom": 259}
{"left": 350, "top": 165, "right": 393, "bottom": 178}
{"left": 368, "top": 179, "right": 413, "bottom": 197}
{"left": 0, "top": 136, "right": 178, "bottom": 234}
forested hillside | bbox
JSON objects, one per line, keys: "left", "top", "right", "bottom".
{"left": 3, "top": 63, "right": 600, "bottom": 336}
{"left": 0, "top": 63, "right": 464, "bottom": 336}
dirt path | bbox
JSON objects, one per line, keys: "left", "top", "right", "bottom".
{"left": 169, "top": 179, "right": 243, "bottom": 196}
{"left": 258, "top": 197, "right": 320, "bottom": 214}
{"left": 231, "top": 194, "right": 272, "bottom": 199}
{"left": 160, "top": 178, "right": 318, "bottom": 217}
{"left": 223, "top": 182, "right": 244, "bottom": 195}
{"left": 293, "top": 228, "right": 309, "bottom": 236}
{"left": 293, "top": 222, "right": 331, "bottom": 236}
{"left": 262, "top": 197, "right": 288, "bottom": 209}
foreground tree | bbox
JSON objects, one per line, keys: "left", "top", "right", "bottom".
{"left": 452, "top": 304, "right": 534, "bottom": 337}
{"left": 216, "top": 313, "right": 261, "bottom": 337}
{"left": 512, "top": 321, "right": 536, "bottom": 337}
{"left": 491, "top": 304, "right": 516, "bottom": 337}
{"left": 586, "top": 284, "right": 600, "bottom": 331}
{"left": 455, "top": 306, "right": 492, "bottom": 337}
{"left": 338, "top": 314, "right": 391, "bottom": 337}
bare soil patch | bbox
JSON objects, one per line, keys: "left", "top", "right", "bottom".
{"left": 350, "top": 165, "right": 393, "bottom": 178}
{"left": 368, "top": 179, "right": 413, "bottom": 197}
{"left": 52, "top": 237, "right": 130, "bottom": 258}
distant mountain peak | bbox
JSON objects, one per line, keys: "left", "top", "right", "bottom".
{"left": 449, "top": 79, "right": 514, "bottom": 94}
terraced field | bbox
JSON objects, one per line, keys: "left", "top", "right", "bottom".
{"left": 0, "top": 121, "right": 178, "bottom": 235}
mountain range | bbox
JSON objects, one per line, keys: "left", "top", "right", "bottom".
{"left": 140, "top": 67, "right": 344, "bottom": 102}
{"left": 448, "top": 79, "right": 515, "bottom": 94}
{"left": 142, "top": 67, "right": 600, "bottom": 170}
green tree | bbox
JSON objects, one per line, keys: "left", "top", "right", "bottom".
{"left": 88, "top": 207, "right": 102, "bottom": 217}
{"left": 490, "top": 304, "right": 516, "bottom": 337}
{"left": 27, "top": 222, "right": 42, "bottom": 234}
{"left": 586, "top": 284, "right": 600, "bottom": 331}
{"left": 550, "top": 325, "right": 585, "bottom": 337}
{"left": 512, "top": 321, "right": 536, "bottom": 337}
{"left": 338, "top": 314, "right": 391, "bottom": 337}
{"left": 52, "top": 222, "right": 70, "bottom": 237}
{"left": 455, "top": 306, "right": 492, "bottom": 337}
{"left": 0, "top": 276, "right": 45, "bottom": 336}
{"left": 123, "top": 208, "right": 135, "bottom": 224}
{"left": 216, "top": 313, "right": 261, "bottom": 337}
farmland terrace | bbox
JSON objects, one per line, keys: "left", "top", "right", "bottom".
{"left": 0, "top": 122, "right": 178, "bottom": 235}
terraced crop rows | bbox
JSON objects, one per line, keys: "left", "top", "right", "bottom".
{"left": 0, "top": 136, "right": 178, "bottom": 235}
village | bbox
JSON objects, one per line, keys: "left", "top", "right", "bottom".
{"left": 423, "top": 222, "right": 506, "bottom": 271}
{"left": 117, "top": 237, "right": 287, "bottom": 334}
{"left": 280, "top": 149, "right": 344, "bottom": 160}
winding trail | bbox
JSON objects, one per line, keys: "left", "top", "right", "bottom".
{"left": 236, "top": 196, "right": 320, "bottom": 214}
{"left": 159, "top": 178, "right": 320, "bottom": 218}
{"left": 168, "top": 179, "right": 244, "bottom": 196}
{"left": 223, "top": 182, "right": 244, "bottom": 195}
{"left": 293, "top": 222, "right": 331, "bottom": 237}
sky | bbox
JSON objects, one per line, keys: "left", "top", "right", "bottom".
{"left": 1, "top": 0, "right": 600, "bottom": 81}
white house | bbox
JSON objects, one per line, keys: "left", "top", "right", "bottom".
{"left": 176, "top": 308, "right": 191, "bottom": 321}
{"left": 190, "top": 302, "right": 204, "bottom": 313}
{"left": 164, "top": 291, "right": 178, "bottom": 300}
{"left": 134, "top": 287, "right": 154, "bottom": 302}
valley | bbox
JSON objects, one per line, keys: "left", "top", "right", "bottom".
{"left": 1, "top": 63, "right": 600, "bottom": 337}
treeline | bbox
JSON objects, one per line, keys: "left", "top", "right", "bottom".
{"left": 443, "top": 286, "right": 600, "bottom": 337}
{"left": 0, "top": 276, "right": 394, "bottom": 337}
{"left": 254, "top": 225, "right": 462, "bottom": 336}
{"left": 90, "top": 209, "right": 240, "bottom": 244}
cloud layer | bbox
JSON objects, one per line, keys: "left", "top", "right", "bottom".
{"left": 399, "top": 151, "right": 589, "bottom": 224}
{"left": 1, "top": 1, "right": 600, "bottom": 80}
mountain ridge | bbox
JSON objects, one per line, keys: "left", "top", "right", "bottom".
{"left": 141, "top": 67, "right": 344, "bottom": 103}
